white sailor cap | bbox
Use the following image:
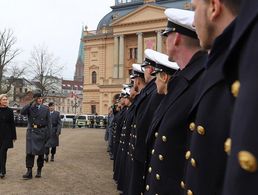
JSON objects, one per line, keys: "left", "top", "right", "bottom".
{"left": 119, "top": 89, "right": 126, "bottom": 98}
{"left": 142, "top": 49, "right": 157, "bottom": 67}
{"left": 120, "top": 88, "right": 130, "bottom": 98}
{"left": 131, "top": 63, "right": 144, "bottom": 79}
{"left": 124, "top": 87, "right": 131, "bottom": 97}
{"left": 163, "top": 8, "right": 197, "bottom": 39}
{"left": 122, "top": 83, "right": 133, "bottom": 89}
{"left": 151, "top": 51, "right": 179, "bottom": 76}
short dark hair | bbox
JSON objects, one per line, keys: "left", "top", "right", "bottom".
{"left": 222, "top": 0, "right": 243, "bottom": 15}
{"left": 48, "top": 102, "right": 54, "bottom": 107}
{"left": 204, "top": 0, "right": 243, "bottom": 15}
{"left": 113, "top": 94, "right": 120, "bottom": 101}
{"left": 33, "top": 92, "right": 42, "bottom": 98}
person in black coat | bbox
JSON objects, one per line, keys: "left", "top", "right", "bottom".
{"left": 221, "top": 1, "right": 258, "bottom": 194}
{"left": 123, "top": 63, "right": 146, "bottom": 194}
{"left": 44, "top": 102, "right": 61, "bottom": 162}
{"left": 182, "top": 1, "right": 242, "bottom": 195}
{"left": 144, "top": 8, "right": 207, "bottom": 195}
{"left": 21, "top": 92, "right": 51, "bottom": 179}
{"left": 0, "top": 94, "right": 17, "bottom": 178}
{"left": 114, "top": 87, "right": 134, "bottom": 191}
{"left": 128, "top": 50, "right": 170, "bottom": 195}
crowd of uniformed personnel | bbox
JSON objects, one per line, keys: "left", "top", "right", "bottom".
{"left": 106, "top": 0, "right": 258, "bottom": 194}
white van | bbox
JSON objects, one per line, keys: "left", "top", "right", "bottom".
{"left": 76, "top": 114, "right": 95, "bottom": 128}
{"left": 60, "top": 114, "right": 76, "bottom": 122}
{"left": 60, "top": 114, "right": 76, "bottom": 127}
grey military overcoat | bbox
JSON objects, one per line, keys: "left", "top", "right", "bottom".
{"left": 45, "top": 111, "right": 61, "bottom": 147}
{"left": 21, "top": 104, "right": 51, "bottom": 155}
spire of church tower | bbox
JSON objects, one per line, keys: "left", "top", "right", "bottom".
{"left": 74, "top": 27, "right": 85, "bottom": 82}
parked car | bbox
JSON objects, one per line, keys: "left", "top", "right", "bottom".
{"left": 76, "top": 115, "right": 87, "bottom": 128}
{"left": 60, "top": 113, "right": 76, "bottom": 128}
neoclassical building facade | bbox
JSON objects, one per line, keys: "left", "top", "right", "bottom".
{"left": 82, "top": 0, "right": 191, "bottom": 115}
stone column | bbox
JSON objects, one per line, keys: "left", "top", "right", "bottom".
{"left": 113, "top": 35, "right": 119, "bottom": 78}
{"left": 118, "top": 34, "right": 124, "bottom": 78}
{"left": 137, "top": 32, "right": 143, "bottom": 63}
{"left": 156, "top": 30, "right": 162, "bottom": 52}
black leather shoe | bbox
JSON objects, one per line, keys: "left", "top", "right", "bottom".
{"left": 23, "top": 168, "right": 32, "bottom": 179}
{"left": 0, "top": 173, "right": 4, "bottom": 179}
{"left": 50, "top": 155, "right": 54, "bottom": 162}
{"left": 35, "top": 168, "right": 42, "bottom": 178}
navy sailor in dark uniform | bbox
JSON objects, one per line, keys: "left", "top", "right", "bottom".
{"left": 21, "top": 92, "right": 51, "bottom": 179}
{"left": 128, "top": 51, "right": 166, "bottom": 195}
{"left": 220, "top": 1, "right": 258, "bottom": 194}
{"left": 144, "top": 8, "right": 207, "bottom": 195}
{"left": 124, "top": 63, "right": 146, "bottom": 194}
{"left": 182, "top": 0, "right": 243, "bottom": 194}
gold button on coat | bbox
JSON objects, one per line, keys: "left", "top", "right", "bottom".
{"left": 148, "top": 167, "right": 152, "bottom": 173}
{"left": 238, "top": 151, "right": 257, "bottom": 172}
{"left": 231, "top": 80, "right": 240, "bottom": 97}
{"left": 197, "top": 125, "right": 205, "bottom": 135}
{"left": 180, "top": 181, "right": 185, "bottom": 189}
{"left": 187, "top": 189, "right": 193, "bottom": 195}
{"left": 146, "top": 185, "right": 150, "bottom": 191}
{"left": 191, "top": 158, "right": 196, "bottom": 167}
{"left": 224, "top": 138, "right": 232, "bottom": 155}
{"left": 152, "top": 149, "right": 155, "bottom": 155}
{"left": 156, "top": 174, "right": 160, "bottom": 180}
{"left": 159, "top": 155, "right": 164, "bottom": 161}
{"left": 189, "top": 122, "right": 196, "bottom": 131}
{"left": 155, "top": 132, "right": 158, "bottom": 137}
{"left": 185, "top": 151, "right": 191, "bottom": 160}
{"left": 162, "top": 136, "right": 167, "bottom": 142}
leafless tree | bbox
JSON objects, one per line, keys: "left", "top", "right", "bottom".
{"left": 26, "top": 45, "right": 63, "bottom": 96}
{"left": 0, "top": 29, "right": 20, "bottom": 93}
{"left": 6, "top": 64, "right": 26, "bottom": 93}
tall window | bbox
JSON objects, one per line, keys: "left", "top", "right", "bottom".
{"left": 91, "top": 105, "right": 96, "bottom": 114}
{"left": 129, "top": 48, "right": 137, "bottom": 59}
{"left": 92, "top": 71, "right": 97, "bottom": 84}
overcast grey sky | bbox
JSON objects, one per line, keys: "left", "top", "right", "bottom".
{"left": 0, "top": 0, "right": 113, "bottom": 80}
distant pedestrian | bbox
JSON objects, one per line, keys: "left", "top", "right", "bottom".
{"left": 0, "top": 94, "right": 17, "bottom": 179}
{"left": 44, "top": 102, "right": 61, "bottom": 162}
{"left": 72, "top": 116, "right": 76, "bottom": 128}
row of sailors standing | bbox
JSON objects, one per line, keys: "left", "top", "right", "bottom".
{"left": 110, "top": 0, "right": 258, "bottom": 194}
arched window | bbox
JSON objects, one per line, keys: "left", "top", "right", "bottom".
{"left": 92, "top": 71, "right": 97, "bottom": 84}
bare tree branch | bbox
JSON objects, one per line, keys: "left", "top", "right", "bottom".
{"left": 0, "top": 28, "right": 20, "bottom": 93}
{"left": 26, "top": 45, "right": 64, "bottom": 96}
{"left": 4, "top": 65, "right": 27, "bottom": 94}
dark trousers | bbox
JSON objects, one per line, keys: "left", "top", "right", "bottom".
{"left": 45, "top": 147, "right": 56, "bottom": 155}
{"left": 0, "top": 145, "right": 8, "bottom": 174}
{"left": 26, "top": 154, "right": 44, "bottom": 168}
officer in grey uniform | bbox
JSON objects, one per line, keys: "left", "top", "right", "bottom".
{"left": 21, "top": 92, "right": 51, "bottom": 179}
{"left": 44, "top": 102, "right": 61, "bottom": 162}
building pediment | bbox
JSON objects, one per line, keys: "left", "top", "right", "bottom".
{"left": 111, "top": 4, "right": 166, "bottom": 27}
